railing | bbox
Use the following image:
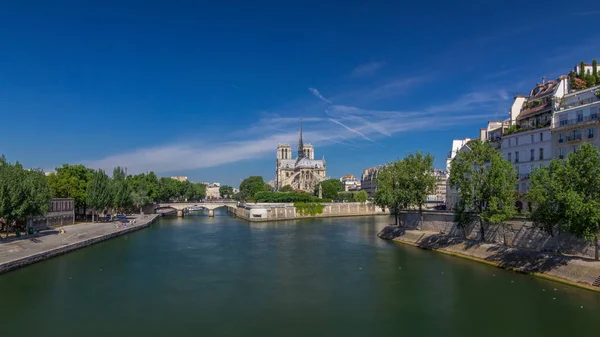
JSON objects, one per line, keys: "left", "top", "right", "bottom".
{"left": 555, "top": 113, "right": 598, "bottom": 128}
{"left": 567, "top": 134, "right": 582, "bottom": 143}
{"left": 557, "top": 95, "right": 600, "bottom": 111}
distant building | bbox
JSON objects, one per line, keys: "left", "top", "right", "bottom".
{"left": 28, "top": 198, "right": 75, "bottom": 230}
{"left": 206, "top": 186, "right": 220, "bottom": 199}
{"left": 171, "top": 176, "right": 188, "bottom": 182}
{"left": 275, "top": 122, "right": 326, "bottom": 192}
{"left": 340, "top": 174, "right": 361, "bottom": 191}
{"left": 360, "top": 166, "right": 383, "bottom": 198}
{"left": 427, "top": 169, "right": 448, "bottom": 204}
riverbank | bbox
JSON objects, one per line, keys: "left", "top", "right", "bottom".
{"left": 228, "top": 202, "right": 388, "bottom": 221}
{"left": 0, "top": 214, "right": 159, "bottom": 274}
{"left": 378, "top": 226, "right": 600, "bottom": 292}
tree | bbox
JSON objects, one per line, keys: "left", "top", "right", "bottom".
{"left": 46, "top": 164, "right": 93, "bottom": 217}
{"left": 374, "top": 160, "right": 411, "bottom": 226}
{"left": 354, "top": 190, "right": 368, "bottom": 203}
{"left": 21, "top": 169, "right": 52, "bottom": 228}
{"left": 528, "top": 160, "right": 571, "bottom": 249}
{"left": 316, "top": 179, "right": 343, "bottom": 200}
{"left": 593, "top": 59, "right": 599, "bottom": 83}
{"left": 579, "top": 60, "right": 586, "bottom": 79}
{"left": 239, "top": 176, "right": 268, "bottom": 201}
{"left": 87, "top": 169, "right": 112, "bottom": 222}
{"left": 538, "top": 143, "right": 600, "bottom": 260}
{"left": 131, "top": 179, "right": 150, "bottom": 214}
{"left": 403, "top": 152, "right": 437, "bottom": 227}
{"left": 279, "top": 185, "right": 294, "bottom": 192}
{"left": 219, "top": 185, "right": 234, "bottom": 198}
{"left": 337, "top": 191, "right": 354, "bottom": 202}
{"left": 111, "top": 167, "right": 131, "bottom": 212}
{"left": 449, "top": 140, "right": 517, "bottom": 241}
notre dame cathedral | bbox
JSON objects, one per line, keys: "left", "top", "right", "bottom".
{"left": 275, "top": 123, "right": 326, "bottom": 192}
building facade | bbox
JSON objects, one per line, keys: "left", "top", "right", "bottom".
{"left": 340, "top": 174, "right": 361, "bottom": 191}
{"left": 28, "top": 198, "right": 75, "bottom": 230}
{"left": 360, "top": 166, "right": 382, "bottom": 198}
{"left": 445, "top": 138, "right": 471, "bottom": 210}
{"left": 552, "top": 85, "right": 600, "bottom": 160}
{"left": 427, "top": 169, "right": 448, "bottom": 204}
{"left": 171, "top": 176, "right": 188, "bottom": 182}
{"left": 275, "top": 123, "right": 326, "bottom": 192}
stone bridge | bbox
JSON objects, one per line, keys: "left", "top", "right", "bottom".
{"left": 154, "top": 201, "right": 238, "bottom": 217}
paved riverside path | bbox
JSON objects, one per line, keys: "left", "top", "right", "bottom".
{"left": 0, "top": 214, "right": 159, "bottom": 274}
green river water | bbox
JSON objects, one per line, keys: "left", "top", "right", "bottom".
{"left": 1, "top": 209, "right": 599, "bottom": 336}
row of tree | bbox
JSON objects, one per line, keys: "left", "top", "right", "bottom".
{"left": 0, "top": 156, "right": 52, "bottom": 234}
{"left": 46, "top": 165, "right": 213, "bottom": 220}
{"left": 448, "top": 140, "right": 600, "bottom": 260}
{"left": 237, "top": 176, "right": 368, "bottom": 203}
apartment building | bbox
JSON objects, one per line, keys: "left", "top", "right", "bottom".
{"left": 552, "top": 85, "right": 600, "bottom": 159}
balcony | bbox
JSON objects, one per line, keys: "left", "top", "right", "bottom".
{"left": 505, "top": 120, "right": 551, "bottom": 136}
{"left": 555, "top": 113, "right": 598, "bottom": 129}
{"left": 566, "top": 134, "right": 582, "bottom": 143}
{"left": 557, "top": 95, "right": 600, "bottom": 111}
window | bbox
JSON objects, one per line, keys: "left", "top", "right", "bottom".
{"left": 577, "top": 110, "right": 584, "bottom": 122}
{"left": 516, "top": 137, "right": 519, "bottom": 146}
{"left": 515, "top": 151, "right": 519, "bottom": 163}
{"left": 559, "top": 134, "right": 565, "bottom": 143}
{"left": 560, "top": 115, "right": 568, "bottom": 126}
{"left": 589, "top": 128, "right": 595, "bottom": 139}
{"left": 574, "top": 129, "right": 581, "bottom": 139}
{"left": 559, "top": 148, "right": 565, "bottom": 159}
{"left": 508, "top": 153, "right": 512, "bottom": 162}
{"left": 531, "top": 134, "right": 534, "bottom": 143}
{"left": 530, "top": 149, "right": 534, "bottom": 161}
{"left": 508, "top": 138, "right": 511, "bottom": 147}
{"left": 539, "top": 148, "right": 544, "bottom": 160}
{"left": 540, "top": 133, "right": 543, "bottom": 142}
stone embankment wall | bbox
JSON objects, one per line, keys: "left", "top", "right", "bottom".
{"left": 227, "top": 203, "right": 388, "bottom": 222}
{"left": 397, "top": 211, "right": 596, "bottom": 259}
{"left": 0, "top": 215, "right": 160, "bottom": 274}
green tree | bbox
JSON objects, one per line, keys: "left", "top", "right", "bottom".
{"left": 317, "top": 179, "right": 343, "bottom": 200}
{"left": 46, "top": 164, "right": 93, "bottom": 217}
{"left": 219, "top": 185, "right": 234, "bottom": 198}
{"left": 130, "top": 179, "right": 150, "bottom": 214}
{"left": 111, "top": 167, "right": 131, "bottom": 212}
{"left": 374, "top": 160, "right": 411, "bottom": 226}
{"left": 593, "top": 59, "right": 598, "bottom": 83}
{"left": 239, "top": 176, "right": 268, "bottom": 201}
{"left": 337, "top": 191, "right": 354, "bottom": 201}
{"left": 579, "top": 60, "right": 586, "bottom": 78}
{"left": 404, "top": 152, "right": 437, "bottom": 227}
{"left": 449, "top": 140, "right": 517, "bottom": 241}
{"left": 353, "top": 190, "right": 368, "bottom": 203}
{"left": 542, "top": 143, "right": 600, "bottom": 259}
{"left": 0, "top": 158, "right": 52, "bottom": 235}
{"left": 87, "top": 169, "right": 112, "bottom": 222}
{"left": 528, "top": 160, "right": 570, "bottom": 246}
{"left": 279, "top": 184, "right": 294, "bottom": 192}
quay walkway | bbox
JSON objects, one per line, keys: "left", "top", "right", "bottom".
{"left": 0, "top": 214, "right": 159, "bottom": 274}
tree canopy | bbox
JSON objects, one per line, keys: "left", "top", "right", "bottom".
{"left": 87, "top": 169, "right": 112, "bottom": 221}
{"left": 0, "top": 156, "right": 51, "bottom": 234}
{"left": 239, "top": 176, "right": 269, "bottom": 201}
{"left": 219, "top": 185, "right": 234, "bottom": 198}
{"left": 279, "top": 185, "right": 294, "bottom": 192}
{"left": 316, "top": 179, "right": 343, "bottom": 200}
{"left": 449, "top": 140, "right": 517, "bottom": 241}
{"left": 46, "top": 164, "right": 93, "bottom": 214}
{"left": 353, "top": 190, "right": 368, "bottom": 203}
{"left": 374, "top": 152, "right": 436, "bottom": 226}
{"left": 528, "top": 143, "right": 600, "bottom": 259}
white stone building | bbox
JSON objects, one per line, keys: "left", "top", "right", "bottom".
{"left": 445, "top": 138, "right": 471, "bottom": 210}
{"left": 275, "top": 123, "right": 326, "bottom": 192}
{"left": 360, "top": 165, "right": 383, "bottom": 198}
{"left": 340, "top": 174, "right": 361, "bottom": 191}
{"left": 427, "top": 169, "right": 448, "bottom": 204}
{"left": 501, "top": 77, "right": 568, "bottom": 210}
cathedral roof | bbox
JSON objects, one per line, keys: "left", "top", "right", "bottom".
{"left": 278, "top": 158, "right": 325, "bottom": 169}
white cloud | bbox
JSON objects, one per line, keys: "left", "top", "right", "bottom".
{"left": 351, "top": 61, "right": 385, "bottom": 77}
{"left": 81, "top": 84, "right": 503, "bottom": 175}
{"left": 308, "top": 88, "right": 332, "bottom": 104}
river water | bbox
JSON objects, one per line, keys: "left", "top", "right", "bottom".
{"left": 1, "top": 209, "right": 599, "bottom": 336}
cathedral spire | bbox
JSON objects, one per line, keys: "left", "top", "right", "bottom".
{"left": 298, "top": 120, "right": 305, "bottom": 159}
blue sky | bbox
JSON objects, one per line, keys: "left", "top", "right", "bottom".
{"left": 1, "top": 1, "right": 599, "bottom": 187}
